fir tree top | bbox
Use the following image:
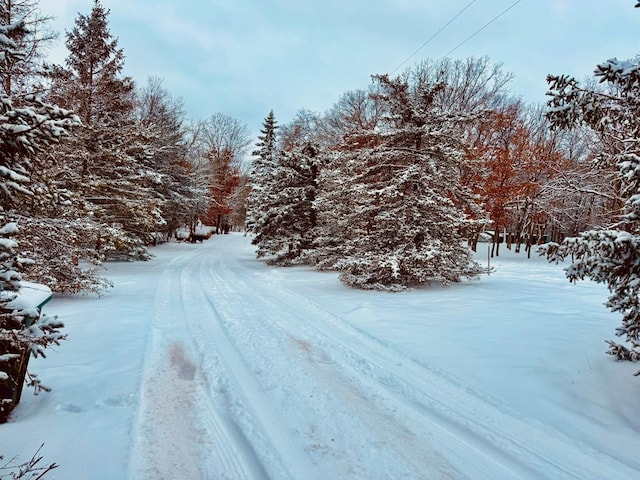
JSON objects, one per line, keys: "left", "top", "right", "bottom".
{"left": 63, "top": 0, "right": 133, "bottom": 125}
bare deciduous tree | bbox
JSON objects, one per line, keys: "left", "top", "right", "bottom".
{"left": 409, "top": 56, "right": 513, "bottom": 113}
{"left": 199, "top": 113, "right": 251, "bottom": 232}
{"left": 0, "top": 0, "right": 56, "bottom": 97}
{"left": 322, "top": 87, "right": 384, "bottom": 145}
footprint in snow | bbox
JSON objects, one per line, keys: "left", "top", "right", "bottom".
{"left": 56, "top": 403, "right": 83, "bottom": 413}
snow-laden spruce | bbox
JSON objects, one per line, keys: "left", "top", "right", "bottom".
{"left": 246, "top": 110, "right": 279, "bottom": 236}
{"left": 253, "top": 139, "right": 320, "bottom": 266}
{"left": 45, "top": 1, "right": 187, "bottom": 262}
{"left": 544, "top": 51, "right": 640, "bottom": 370}
{"left": 312, "top": 74, "right": 484, "bottom": 290}
{"left": 0, "top": 19, "right": 77, "bottom": 419}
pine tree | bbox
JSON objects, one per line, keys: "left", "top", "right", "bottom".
{"left": 255, "top": 110, "right": 279, "bottom": 159}
{"left": 247, "top": 110, "right": 279, "bottom": 234}
{"left": 0, "top": 19, "right": 76, "bottom": 419}
{"left": 56, "top": 0, "right": 133, "bottom": 127}
{"left": 0, "top": 0, "right": 113, "bottom": 294}
{"left": 544, "top": 48, "right": 640, "bottom": 370}
{"left": 45, "top": 0, "right": 160, "bottom": 260}
{"left": 252, "top": 141, "right": 320, "bottom": 265}
{"left": 313, "top": 74, "right": 483, "bottom": 290}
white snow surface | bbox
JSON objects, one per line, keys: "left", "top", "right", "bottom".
{"left": 2, "top": 233, "right": 640, "bottom": 479}
{"left": 6, "top": 281, "right": 52, "bottom": 311}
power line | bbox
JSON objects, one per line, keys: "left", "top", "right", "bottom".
{"left": 390, "top": 0, "right": 477, "bottom": 75}
{"left": 441, "top": 0, "right": 525, "bottom": 59}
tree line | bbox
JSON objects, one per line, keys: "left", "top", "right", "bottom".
{"left": 1, "top": 0, "right": 255, "bottom": 296}
{"left": 247, "top": 59, "right": 620, "bottom": 288}
{"left": 247, "top": 2, "right": 640, "bottom": 367}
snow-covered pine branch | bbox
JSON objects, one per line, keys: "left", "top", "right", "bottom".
{"left": 545, "top": 26, "right": 640, "bottom": 372}
{"left": 0, "top": 15, "right": 78, "bottom": 419}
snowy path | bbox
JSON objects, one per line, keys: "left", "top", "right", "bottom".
{"left": 3, "top": 233, "right": 640, "bottom": 479}
{"left": 127, "top": 235, "right": 638, "bottom": 479}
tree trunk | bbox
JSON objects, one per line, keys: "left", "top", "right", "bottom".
{"left": 491, "top": 226, "right": 500, "bottom": 258}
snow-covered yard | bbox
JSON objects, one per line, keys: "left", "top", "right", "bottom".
{"left": 1, "top": 233, "right": 639, "bottom": 479}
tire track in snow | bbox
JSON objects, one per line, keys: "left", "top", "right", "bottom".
{"left": 205, "top": 235, "right": 639, "bottom": 480}
{"left": 176, "top": 264, "right": 264, "bottom": 480}
{"left": 176, "top": 251, "right": 322, "bottom": 480}
{"left": 234, "top": 270, "right": 631, "bottom": 480}
{"left": 129, "top": 260, "right": 203, "bottom": 479}
{"left": 130, "top": 250, "right": 262, "bottom": 480}
{"left": 195, "top": 243, "right": 464, "bottom": 479}
{"left": 204, "top": 247, "right": 512, "bottom": 479}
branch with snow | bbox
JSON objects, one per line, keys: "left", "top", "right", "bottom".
{"left": 0, "top": 444, "right": 58, "bottom": 479}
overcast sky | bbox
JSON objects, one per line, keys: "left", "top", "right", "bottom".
{"left": 38, "top": 0, "right": 639, "bottom": 135}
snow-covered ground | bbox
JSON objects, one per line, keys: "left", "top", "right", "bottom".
{"left": 2, "top": 233, "right": 640, "bottom": 479}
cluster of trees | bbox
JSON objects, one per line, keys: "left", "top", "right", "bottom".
{"left": 0, "top": 0, "right": 252, "bottom": 297}
{"left": 248, "top": 57, "right": 617, "bottom": 290}
{"left": 249, "top": 2, "right": 640, "bottom": 367}
{"left": 1, "top": 0, "right": 251, "bottom": 417}
{"left": 544, "top": 55, "right": 640, "bottom": 369}
{"left": 0, "top": 0, "right": 636, "bottom": 424}
{"left": 0, "top": 15, "right": 71, "bottom": 420}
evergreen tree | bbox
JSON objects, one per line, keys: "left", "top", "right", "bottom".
{"left": 252, "top": 141, "right": 320, "bottom": 265}
{"left": 0, "top": 0, "right": 113, "bottom": 293}
{"left": 0, "top": 19, "right": 76, "bottom": 419}
{"left": 255, "top": 110, "right": 279, "bottom": 156}
{"left": 246, "top": 110, "right": 278, "bottom": 234}
{"left": 55, "top": 0, "right": 133, "bottom": 126}
{"left": 45, "top": 0, "right": 159, "bottom": 260}
{"left": 544, "top": 45, "right": 640, "bottom": 369}
{"left": 18, "top": 216, "right": 113, "bottom": 295}
{"left": 313, "top": 74, "right": 483, "bottom": 290}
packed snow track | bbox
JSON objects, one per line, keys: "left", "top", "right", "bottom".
{"left": 122, "top": 234, "right": 639, "bottom": 480}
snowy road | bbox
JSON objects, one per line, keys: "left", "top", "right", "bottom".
{"left": 124, "top": 235, "right": 639, "bottom": 480}
{"left": 3, "top": 233, "right": 640, "bottom": 479}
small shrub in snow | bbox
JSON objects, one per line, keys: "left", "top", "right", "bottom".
{"left": 0, "top": 444, "right": 58, "bottom": 479}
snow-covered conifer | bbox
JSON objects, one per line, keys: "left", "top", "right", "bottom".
{"left": 44, "top": 0, "right": 161, "bottom": 260}
{"left": 247, "top": 110, "right": 279, "bottom": 235}
{"left": 0, "top": 18, "right": 76, "bottom": 418}
{"left": 313, "top": 74, "right": 483, "bottom": 290}
{"left": 252, "top": 141, "right": 320, "bottom": 265}
{"left": 544, "top": 47, "right": 640, "bottom": 369}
